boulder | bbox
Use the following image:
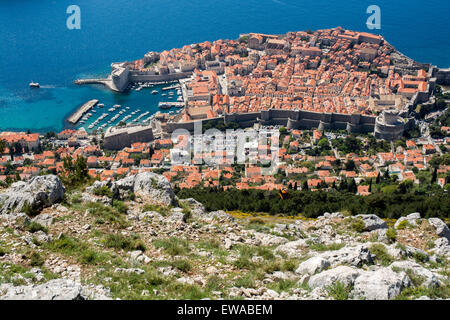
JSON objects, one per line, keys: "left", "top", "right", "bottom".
{"left": 112, "top": 172, "right": 175, "bottom": 206}
{"left": 178, "top": 198, "right": 206, "bottom": 216}
{"left": 0, "top": 279, "right": 111, "bottom": 300}
{"left": 295, "top": 257, "right": 331, "bottom": 275}
{"left": 0, "top": 175, "right": 65, "bottom": 215}
{"left": 355, "top": 214, "right": 387, "bottom": 231}
{"left": 253, "top": 232, "right": 288, "bottom": 246}
{"left": 319, "top": 244, "right": 374, "bottom": 268}
{"left": 428, "top": 218, "right": 450, "bottom": 241}
{"left": 275, "top": 239, "right": 308, "bottom": 258}
{"left": 353, "top": 268, "right": 411, "bottom": 300}
{"left": 31, "top": 213, "right": 54, "bottom": 227}
{"left": 389, "top": 261, "right": 440, "bottom": 288}
{"left": 432, "top": 237, "right": 450, "bottom": 256}
{"left": 307, "top": 266, "right": 361, "bottom": 289}
{"left": 394, "top": 212, "right": 421, "bottom": 229}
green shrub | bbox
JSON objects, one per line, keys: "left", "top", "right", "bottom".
{"left": 171, "top": 259, "right": 192, "bottom": 273}
{"left": 412, "top": 251, "right": 429, "bottom": 264}
{"left": 30, "top": 251, "right": 44, "bottom": 267}
{"left": 24, "top": 221, "right": 48, "bottom": 234}
{"left": 326, "top": 281, "right": 352, "bottom": 300}
{"left": 153, "top": 237, "right": 189, "bottom": 256}
{"left": 104, "top": 234, "right": 146, "bottom": 252}
{"left": 369, "top": 243, "right": 394, "bottom": 266}
{"left": 396, "top": 220, "right": 411, "bottom": 230}
{"left": 112, "top": 200, "right": 128, "bottom": 215}
{"left": 92, "top": 185, "right": 113, "bottom": 198}
{"left": 351, "top": 218, "right": 366, "bottom": 233}
{"left": 142, "top": 204, "right": 171, "bottom": 216}
{"left": 386, "top": 228, "right": 397, "bottom": 243}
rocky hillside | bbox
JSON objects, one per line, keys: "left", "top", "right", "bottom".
{"left": 0, "top": 174, "right": 448, "bottom": 300}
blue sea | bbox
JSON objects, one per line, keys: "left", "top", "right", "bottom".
{"left": 0, "top": 0, "right": 449, "bottom": 133}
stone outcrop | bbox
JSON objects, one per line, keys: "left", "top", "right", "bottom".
{"left": 0, "top": 175, "right": 65, "bottom": 215}
{"left": 353, "top": 268, "right": 411, "bottom": 300}
{"left": 307, "top": 266, "right": 361, "bottom": 289}
{"left": 394, "top": 212, "right": 421, "bottom": 229}
{"left": 295, "top": 257, "right": 331, "bottom": 276}
{"left": 319, "top": 244, "right": 374, "bottom": 268}
{"left": 355, "top": 214, "right": 388, "bottom": 231}
{"left": 91, "top": 172, "right": 175, "bottom": 206}
{"left": 428, "top": 218, "right": 450, "bottom": 240}
{"left": 0, "top": 279, "right": 111, "bottom": 300}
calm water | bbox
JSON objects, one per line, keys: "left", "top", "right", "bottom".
{"left": 0, "top": 0, "right": 449, "bottom": 132}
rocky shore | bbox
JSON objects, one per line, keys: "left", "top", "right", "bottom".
{"left": 0, "top": 174, "right": 448, "bottom": 300}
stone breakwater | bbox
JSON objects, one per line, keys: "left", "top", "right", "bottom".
{"left": 0, "top": 174, "right": 448, "bottom": 300}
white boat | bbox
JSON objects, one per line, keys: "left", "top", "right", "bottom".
{"left": 152, "top": 90, "right": 158, "bottom": 94}
{"left": 29, "top": 82, "right": 40, "bottom": 88}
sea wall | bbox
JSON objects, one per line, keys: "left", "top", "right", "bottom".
{"left": 162, "top": 109, "right": 377, "bottom": 135}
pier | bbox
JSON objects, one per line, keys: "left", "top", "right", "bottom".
{"left": 68, "top": 99, "right": 99, "bottom": 124}
{"left": 162, "top": 84, "right": 181, "bottom": 91}
{"left": 158, "top": 102, "right": 185, "bottom": 109}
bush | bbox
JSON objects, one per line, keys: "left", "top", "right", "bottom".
{"left": 30, "top": 251, "right": 44, "bottom": 267}
{"left": 153, "top": 237, "right": 189, "bottom": 256}
{"left": 386, "top": 228, "right": 397, "bottom": 243}
{"left": 142, "top": 204, "right": 171, "bottom": 216}
{"left": 171, "top": 259, "right": 192, "bottom": 273}
{"left": 23, "top": 221, "right": 48, "bottom": 234}
{"left": 351, "top": 218, "right": 366, "bottom": 233}
{"left": 396, "top": 220, "right": 411, "bottom": 230}
{"left": 369, "top": 244, "right": 394, "bottom": 266}
{"left": 92, "top": 185, "right": 113, "bottom": 198}
{"left": 326, "top": 281, "right": 352, "bottom": 300}
{"left": 112, "top": 200, "right": 128, "bottom": 215}
{"left": 104, "top": 234, "right": 146, "bottom": 252}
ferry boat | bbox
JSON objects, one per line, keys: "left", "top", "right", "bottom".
{"left": 29, "top": 82, "right": 40, "bottom": 88}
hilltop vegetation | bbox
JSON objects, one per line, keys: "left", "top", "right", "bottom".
{"left": 176, "top": 187, "right": 449, "bottom": 220}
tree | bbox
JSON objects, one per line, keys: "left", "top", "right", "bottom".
{"left": 61, "top": 156, "right": 90, "bottom": 188}
{"left": 384, "top": 169, "right": 390, "bottom": 180}
{"left": 431, "top": 167, "right": 437, "bottom": 184}
{"left": 302, "top": 180, "right": 308, "bottom": 191}
{"left": 376, "top": 172, "right": 381, "bottom": 184}
{"left": 345, "top": 160, "right": 356, "bottom": 171}
{"left": 0, "top": 139, "right": 5, "bottom": 154}
{"left": 368, "top": 179, "right": 372, "bottom": 193}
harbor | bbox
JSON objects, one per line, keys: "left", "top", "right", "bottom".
{"left": 69, "top": 81, "right": 185, "bottom": 133}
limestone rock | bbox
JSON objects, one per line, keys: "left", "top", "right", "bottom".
{"left": 319, "top": 244, "right": 374, "bottom": 268}
{"left": 112, "top": 172, "right": 175, "bottom": 206}
{"left": 295, "top": 257, "right": 331, "bottom": 275}
{"left": 355, "top": 214, "right": 387, "bottom": 231}
{"left": 31, "top": 214, "right": 54, "bottom": 227}
{"left": 275, "top": 239, "right": 308, "bottom": 258}
{"left": 0, "top": 175, "right": 65, "bottom": 215}
{"left": 394, "top": 212, "right": 421, "bottom": 229}
{"left": 428, "top": 218, "right": 450, "bottom": 241}
{"left": 0, "top": 279, "right": 111, "bottom": 300}
{"left": 308, "top": 266, "right": 361, "bottom": 289}
{"left": 353, "top": 268, "right": 411, "bottom": 300}
{"left": 389, "top": 260, "right": 440, "bottom": 288}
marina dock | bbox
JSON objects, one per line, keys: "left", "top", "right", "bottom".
{"left": 158, "top": 101, "right": 185, "bottom": 109}
{"left": 68, "top": 99, "right": 99, "bottom": 124}
{"left": 162, "top": 84, "right": 181, "bottom": 91}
